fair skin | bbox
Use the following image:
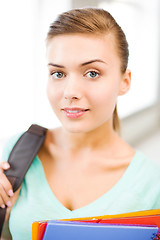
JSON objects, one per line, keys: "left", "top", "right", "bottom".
{"left": 0, "top": 33, "right": 134, "bottom": 219}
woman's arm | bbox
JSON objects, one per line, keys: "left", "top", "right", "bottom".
{"left": 0, "top": 162, "right": 20, "bottom": 240}
{"left": 1, "top": 220, "right": 12, "bottom": 240}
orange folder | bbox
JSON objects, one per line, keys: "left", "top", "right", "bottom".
{"left": 62, "top": 209, "right": 160, "bottom": 222}
{"left": 32, "top": 222, "right": 39, "bottom": 240}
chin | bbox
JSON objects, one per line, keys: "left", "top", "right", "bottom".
{"left": 63, "top": 123, "right": 92, "bottom": 134}
{"left": 65, "top": 127, "right": 86, "bottom": 134}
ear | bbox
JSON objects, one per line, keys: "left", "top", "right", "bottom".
{"left": 118, "top": 69, "right": 131, "bottom": 96}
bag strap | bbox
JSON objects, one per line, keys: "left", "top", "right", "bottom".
{"left": 0, "top": 124, "right": 47, "bottom": 236}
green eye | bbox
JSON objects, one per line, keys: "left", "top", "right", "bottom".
{"left": 52, "top": 72, "right": 64, "bottom": 79}
{"left": 86, "top": 71, "right": 99, "bottom": 78}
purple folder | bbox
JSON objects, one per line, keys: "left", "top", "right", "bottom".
{"left": 42, "top": 220, "right": 159, "bottom": 240}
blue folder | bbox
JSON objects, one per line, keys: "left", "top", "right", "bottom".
{"left": 43, "top": 220, "right": 159, "bottom": 240}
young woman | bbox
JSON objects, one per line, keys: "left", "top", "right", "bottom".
{"left": 1, "top": 8, "right": 160, "bottom": 240}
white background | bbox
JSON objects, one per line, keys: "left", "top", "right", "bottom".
{"left": 0, "top": 0, "right": 159, "bottom": 152}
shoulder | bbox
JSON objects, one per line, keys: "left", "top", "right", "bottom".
{"left": 1, "top": 132, "right": 24, "bottom": 162}
{"left": 134, "top": 150, "right": 160, "bottom": 173}
{"left": 1, "top": 124, "right": 49, "bottom": 162}
{"left": 126, "top": 150, "right": 160, "bottom": 208}
{"left": 126, "top": 150, "right": 160, "bottom": 192}
{"left": 133, "top": 150, "right": 160, "bottom": 195}
{"left": 132, "top": 150, "right": 160, "bottom": 180}
{"left": 40, "top": 127, "right": 61, "bottom": 151}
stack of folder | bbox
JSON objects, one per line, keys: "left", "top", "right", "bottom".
{"left": 32, "top": 209, "right": 160, "bottom": 240}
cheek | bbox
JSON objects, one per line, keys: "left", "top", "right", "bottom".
{"left": 90, "top": 84, "right": 119, "bottom": 108}
{"left": 89, "top": 83, "right": 119, "bottom": 122}
{"left": 47, "top": 82, "right": 60, "bottom": 109}
{"left": 47, "top": 82, "right": 53, "bottom": 103}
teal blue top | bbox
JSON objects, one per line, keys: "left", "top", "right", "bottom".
{"left": 1, "top": 133, "right": 160, "bottom": 240}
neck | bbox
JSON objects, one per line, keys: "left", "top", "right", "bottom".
{"left": 58, "top": 121, "right": 118, "bottom": 153}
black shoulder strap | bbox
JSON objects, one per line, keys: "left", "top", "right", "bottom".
{"left": 0, "top": 124, "right": 47, "bottom": 236}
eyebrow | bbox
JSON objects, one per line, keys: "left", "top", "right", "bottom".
{"left": 81, "top": 59, "right": 107, "bottom": 66}
{"left": 47, "top": 59, "right": 107, "bottom": 68}
{"left": 47, "top": 63, "right": 65, "bottom": 68}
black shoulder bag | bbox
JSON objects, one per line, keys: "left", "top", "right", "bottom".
{"left": 0, "top": 124, "right": 47, "bottom": 237}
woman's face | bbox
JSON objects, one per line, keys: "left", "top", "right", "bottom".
{"left": 46, "top": 33, "right": 130, "bottom": 133}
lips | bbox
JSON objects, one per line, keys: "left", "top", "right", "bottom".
{"left": 62, "top": 108, "right": 89, "bottom": 119}
{"left": 63, "top": 108, "right": 88, "bottom": 112}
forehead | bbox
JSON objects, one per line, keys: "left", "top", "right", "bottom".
{"left": 46, "top": 33, "right": 119, "bottom": 64}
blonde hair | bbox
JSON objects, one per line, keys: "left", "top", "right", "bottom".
{"left": 46, "top": 8, "right": 129, "bottom": 133}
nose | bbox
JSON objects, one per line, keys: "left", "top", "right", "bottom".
{"left": 64, "top": 76, "right": 82, "bottom": 101}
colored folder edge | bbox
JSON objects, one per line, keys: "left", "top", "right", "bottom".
{"left": 32, "top": 222, "right": 39, "bottom": 240}
{"left": 62, "top": 209, "right": 160, "bottom": 222}
{"left": 99, "top": 215, "right": 160, "bottom": 227}
{"left": 32, "top": 221, "right": 48, "bottom": 240}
